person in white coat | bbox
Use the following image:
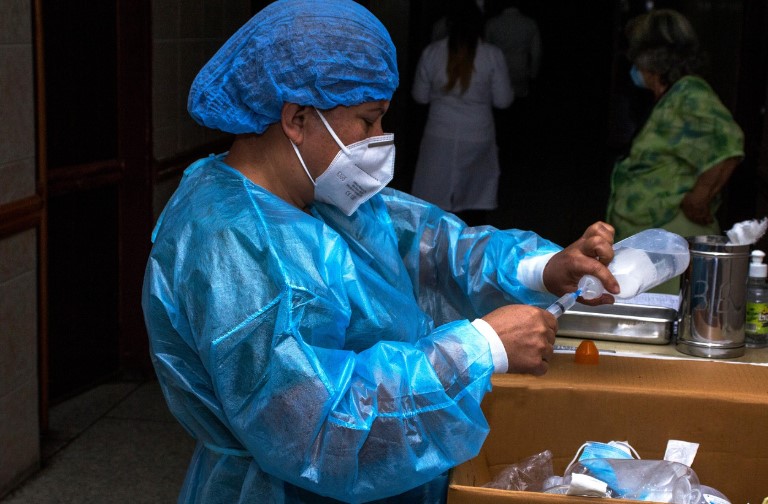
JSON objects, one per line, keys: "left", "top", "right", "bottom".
{"left": 410, "top": 0, "right": 513, "bottom": 226}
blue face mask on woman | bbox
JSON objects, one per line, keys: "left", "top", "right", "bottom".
{"left": 630, "top": 65, "right": 646, "bottom": 89}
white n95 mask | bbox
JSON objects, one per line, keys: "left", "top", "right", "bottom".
{"left": 291, "top": 108, "right": 395, "bottom": 216}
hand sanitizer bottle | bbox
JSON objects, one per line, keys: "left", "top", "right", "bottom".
{"left": 745, "top": 249, "right": 768, "bottom": 348}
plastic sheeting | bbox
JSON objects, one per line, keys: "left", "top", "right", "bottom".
{"left": 142, "top": 154, "right": 560, "bottom": 503}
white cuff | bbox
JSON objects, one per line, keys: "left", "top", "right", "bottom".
{"left": 471, "top": 318, "right": 508, "bottom": 373}
{"left": 516, "top": 252, "right": 557, "bottom": 292}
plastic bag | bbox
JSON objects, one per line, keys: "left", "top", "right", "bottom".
{"left": 565, "top": 458, "right": 702, "bottom": 503}
{"left": 483, "top": 450, "right": 555, "bottom": 491}
{"left": 698, "top": 485, "right": 732, "bottom": 504}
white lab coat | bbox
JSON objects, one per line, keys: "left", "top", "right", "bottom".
{"left": 411, "top": 38, "right": 513, "bottom": 213}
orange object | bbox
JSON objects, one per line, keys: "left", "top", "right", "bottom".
{"left": 574, "top": 340, "right": 599, "bottom": 365}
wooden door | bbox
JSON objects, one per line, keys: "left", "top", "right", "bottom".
{"left": 40, "top": 0, "right": 152, "bottom": 409}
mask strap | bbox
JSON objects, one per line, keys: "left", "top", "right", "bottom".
{"left": 613, "top": 441, "right": 641, "bottom": 460}
{"left": 564, "top": 443, "right": 588, "bottom": 475}
{"left": 290, "top": 140, "right": 316, "bottom": 186}
{"left": 314, "top": 109, "right": 351, "bottom": 155}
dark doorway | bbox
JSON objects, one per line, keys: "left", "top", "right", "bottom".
{"left": 43, "top": 1, "right": 122, "bottom": 403}
{"left": 47, "top": 187, "right": 120, "bottom": 401}
{"left": 41, "top": 0, "right": 154, "bottom": 407}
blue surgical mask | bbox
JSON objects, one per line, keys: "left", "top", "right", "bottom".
{"left": 565, "top": 441, "right": 637, "bottom": 477}
{"left": 578, "top": 441, "right": 636, "bottom": 463}
{"left": 630, "top": 65, "right": 646, "bottom": 89}
{"left": 291, "top": 109, "right": 395, "bottom": 216}
{"left": 565, "top": 441, "right": 639, "bottom": 496}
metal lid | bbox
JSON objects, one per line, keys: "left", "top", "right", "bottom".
{"left": 686, "top": 235, "right": 750, "bottom": 256}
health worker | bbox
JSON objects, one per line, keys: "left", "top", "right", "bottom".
{"left": 142, "top": 1, "right": 619, "bottom": 502}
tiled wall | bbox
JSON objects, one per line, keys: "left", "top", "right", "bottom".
{"left": 151, "top": 0, "right": 251, "bottom": 162}
{"left": 0, "top": 0, "right": 36, "bottom": 205}
{"left": 0, "top": 0, "right": 41, "bottom": 495}
{"left": 0, "top": 231, "right": 39, "bottom": 495}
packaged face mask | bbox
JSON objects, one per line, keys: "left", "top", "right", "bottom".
{"left": 567, "top": 459, "right": 702, "bottom": 503}
{"left": 570, "top": 441, "right": 638, "bottom": 467}
{"left": 564, "top": 441, "right": 639, "bottom": 494}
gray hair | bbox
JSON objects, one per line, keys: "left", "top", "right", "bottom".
{"left": 626, "top": 9, "right": 703, "bottom": 86}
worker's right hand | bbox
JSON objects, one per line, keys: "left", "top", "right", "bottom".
{"left": 482, "top": 304, "right": 557, "bottom": 376}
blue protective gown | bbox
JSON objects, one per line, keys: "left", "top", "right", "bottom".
{"left": 142, "top": 154, "right": 560, "bottom": 503}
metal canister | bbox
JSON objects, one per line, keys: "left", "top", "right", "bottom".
{"left": 677, "top": 235, "right": 750, "bottom": 358}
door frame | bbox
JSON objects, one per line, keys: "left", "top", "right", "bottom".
{"left": 32, "top": 0, "right": 154, "bottom": 430}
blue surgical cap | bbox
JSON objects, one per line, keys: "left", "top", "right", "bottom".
{"left": 188, "top": 0, "right": 399, "bottom": 134}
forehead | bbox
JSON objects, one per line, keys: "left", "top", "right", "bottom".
{"left": 326, "top": 100, "right": 390, "bottom": 117}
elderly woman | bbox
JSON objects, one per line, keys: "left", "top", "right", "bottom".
{"left": 142, "top": 1, "right": 618, "bottom": 502}
{"left": 607, "top": 9, "right": 745, "bottom": 244}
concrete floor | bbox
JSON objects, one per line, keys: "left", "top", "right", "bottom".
{"left": 0, "top": 380, "right": 194, "bottom": 504}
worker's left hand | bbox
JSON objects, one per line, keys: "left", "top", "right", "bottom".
{"left": 542, "top": 221, "right": 619, "bottom": 303}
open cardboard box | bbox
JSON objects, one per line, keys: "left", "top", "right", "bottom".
{"left": 448, "top": 354, "right": 768, "bottom": 504}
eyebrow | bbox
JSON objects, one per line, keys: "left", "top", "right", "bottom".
{"left": 364, "top": 102, "right": 388, "bottom": 115}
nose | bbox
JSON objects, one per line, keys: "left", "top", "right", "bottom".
{"left": 372, "top": 119, "right": 386, "bottom": 137}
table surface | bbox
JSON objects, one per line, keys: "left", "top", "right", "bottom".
{"left": 555, "top": 292, "right": 768, "bottom": 365}
{"left": 554, "top": 335, "right": 768, "bottom": 365}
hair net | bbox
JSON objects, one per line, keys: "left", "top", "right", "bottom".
{"left": 188, "top": 0, "right": 399, "bottom": 134}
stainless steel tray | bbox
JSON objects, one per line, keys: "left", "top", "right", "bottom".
{"left": 557, "top": 303, "right": 678, "bottom": 345}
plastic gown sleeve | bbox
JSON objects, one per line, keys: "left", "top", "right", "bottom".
{"left": 378, "top": 189, "right": 561, "bottom": 319}
{"left": 208, "top": 296, "right": 494, "bottom": 503}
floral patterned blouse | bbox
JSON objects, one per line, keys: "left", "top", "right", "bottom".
{"left": 607, "top": 75, "right": 744, "bottom": 240}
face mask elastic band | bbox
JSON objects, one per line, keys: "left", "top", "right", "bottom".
{"left": 290, "top": 140, "right": 316, "bottom": 186}
{"left": 314, "top": 109, "right": 351, "bottom": 155}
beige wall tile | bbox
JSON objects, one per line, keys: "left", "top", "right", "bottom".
{"left": 0, "top": 158, "right": 36, "bottom": 206}
{"left": 0, "top": 270, "right": 38, "bottom": 399}
{"left": 153, "top": 175, "right": 184, "bottom": 221}
{"left": 152, "top": 0, "right": 180, "bottom": 40}
{"left": 202, "top": 2, "right": 225, "bottom": 38}
{"left": 0, "top": 0, "right": 32, "bottom": 45}
{"left": 153, "top": 125, "right": 177, "bottom": 162}
{"left": 0, "top": 46, "right": 35, "bottom": 165}
{"left": 151, "top": 1, "right": 251, "bottom": 162}
{"left": 0, "top": 230, "right": 36, "bottom": 284}
{"left": 178, "top": 0, "right": 205, "bottom": 39}
{"left": 0, "top": 377, "right": 40, "bottom": 496}
{"left": 152, "top": 41, "right": 179, "bottom": 133}
{"left": 0, "top": 0, "right": 39, "bottom": 495}
{"left": 177, "top": 118, "right": 208, "bottom": 154}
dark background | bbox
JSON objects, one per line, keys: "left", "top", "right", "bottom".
{"left": 374, "top": 0, "right": 766, "bottom": 247}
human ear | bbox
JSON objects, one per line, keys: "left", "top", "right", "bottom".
{"left": 281, "top": 103, "right": 311, "bottom": 145}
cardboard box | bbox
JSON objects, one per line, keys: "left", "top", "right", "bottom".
{"left": 448, "top": 354, "right": 768, "bottom": 504}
